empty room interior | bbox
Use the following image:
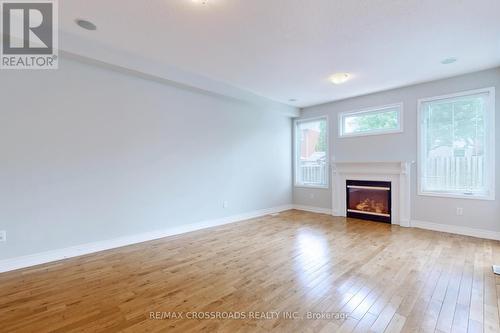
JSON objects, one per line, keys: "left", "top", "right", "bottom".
{"left": 1, "top": 1, "right": 500, "bottom": 332}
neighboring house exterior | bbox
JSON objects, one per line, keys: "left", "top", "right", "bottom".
{"left": 299, "top": 129, "right": 327, "bottom": 185}
{"left": 300, "top": 129, "right": 319, "bottom": 159}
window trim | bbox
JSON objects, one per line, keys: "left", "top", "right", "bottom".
{"left": 294, "top": 115, "right": 329, "bottom": 189}
{"left": 417, "top": 87, "right": 496, "bottom": 201}
{"left": 338, "top": 103, "right": 404, "bottom": 138}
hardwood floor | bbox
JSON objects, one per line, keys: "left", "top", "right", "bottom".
{"left": 1, "top": 210, "right": 500, "bottom": 332}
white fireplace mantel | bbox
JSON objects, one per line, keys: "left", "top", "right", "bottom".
{"left": 331, "top": 161, "right": 413, "bottom": 227}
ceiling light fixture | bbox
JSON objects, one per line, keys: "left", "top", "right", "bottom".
{"left": 329, "top": 73, "right": 351, "bottom": 85}
{"left": 289, "top": 99, "right": 297, "bottom": 102}
{"left": 441, "top": 57, "right": 457, "bottom": 65}
{"left": 192, "top": 0, "right": 209, "bottom": 4}
{"left": 76, "top": 19, "right": 97, "bottom": 31}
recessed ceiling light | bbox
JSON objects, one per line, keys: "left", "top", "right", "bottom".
{"left": 76, "top": 19, "right": 97, "bottom": 31}
{"left": 441, "top": 57, "right": 457, "bottom": 65}
{"left": 329, "top": 73, "right": 351, "bottom": 85}
{"left": 289, "top": 99, "right": 297, "bottom": 102}
{"left": 192, "top": 0, "right": 209, "bottom": 4}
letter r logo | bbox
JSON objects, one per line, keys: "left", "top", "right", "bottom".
{"left": 2, "top": 2, "right": 53, "bottom": 54}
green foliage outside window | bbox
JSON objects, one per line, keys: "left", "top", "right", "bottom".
{"left": 315, "top": 120, "right": 327, "bottom": 152}
{"left": 425, "top": 98, "right": 484, "bottom": 154}
{"left": 344, "top": 110, "right": 398, "bottom": 134}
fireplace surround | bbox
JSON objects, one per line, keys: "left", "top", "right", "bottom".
{"left": 331, "top": 161, "right": 412, "bottom": 227}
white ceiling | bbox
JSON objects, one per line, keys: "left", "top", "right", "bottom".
{"left": 60, "top": 0, "right": 500, "bottom": 108}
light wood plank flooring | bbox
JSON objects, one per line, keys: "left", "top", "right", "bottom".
{"left": 1, "top": 210, "right": 500, "bottom": 332}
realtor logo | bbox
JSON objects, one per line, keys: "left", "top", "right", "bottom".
{"left": 1, "top": 0, "right": 58, "bottom": 69}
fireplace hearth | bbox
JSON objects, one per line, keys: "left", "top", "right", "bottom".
{"left": 346, "top": 180, "right": 391, "bottom": 223}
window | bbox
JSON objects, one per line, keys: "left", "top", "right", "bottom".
{"left": 339, "top": 103, "right": 402, "bottom": 137}
{"left": 295, "top": 117, "right": 328, "bottom": 188}
{"left": 418, "top": 88, "right": 495, "bottom": 200}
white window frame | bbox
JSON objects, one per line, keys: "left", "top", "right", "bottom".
{"left": 417, "top": 87, "right": 496, "bottom": 200}
{"left": 294, "top": 116, "right": 329, "bottom": 189}
{"left": 338, "top": 103, "right": 403, "bottom": 138}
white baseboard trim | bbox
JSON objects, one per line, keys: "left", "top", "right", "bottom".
{"left": 410, "top": 220, "right": 500, "bottom": 241}
{"left": 0, "top": 204, "right": 293, "bottom": 273}
{"left": 292, "top": 204, "right": 332, "bottom": 215}
{"left": 399, "top": 219, "right": 411, "bottom": 228}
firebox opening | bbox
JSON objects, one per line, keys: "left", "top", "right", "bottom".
{"left": 346, "top": 180, "right": 391, "bottom": 223}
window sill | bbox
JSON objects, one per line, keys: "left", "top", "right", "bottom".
{"left": 294, "top": 184, "right": 329, "bottom": 189}
{"left": 338, "top": 128, "right": 403, "bottom": 138}
{"left": 418, "top": 191, "right": 495, "bottom": 201}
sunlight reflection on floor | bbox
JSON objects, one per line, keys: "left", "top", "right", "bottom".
{"left": 294, "top": 230, "right": 333, "bottom": 298}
